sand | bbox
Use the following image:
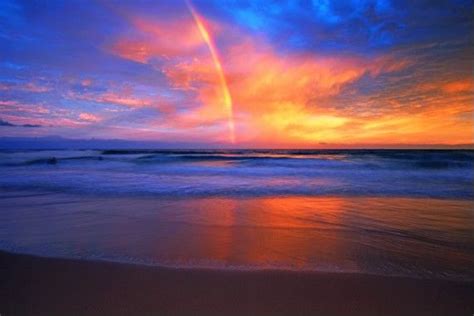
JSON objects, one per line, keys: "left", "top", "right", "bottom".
{"left": 1, "top": 250, "right": 473, "bottom": 316}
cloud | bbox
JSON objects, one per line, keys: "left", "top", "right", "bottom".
{"left": 0, "top": 119, "right": 15, "bottom": 126}
{"left": 127, "top": 14, "right": 412, "bottom": 143}
{"left": 0, "top": 81, "right": 50, "bottom": 93}
{"left": 66, "top": 90, "right": 154, "bottom": 108}
{"left": 79, "top": 112, "right": 101, "bottom": 122}
{"left": 103, "top": 6, "right": 474, "bottom": 145}
{"left": 109, "top": 15, "right": 210, "bottom": 63}
{"left": 442, "top": 79, "right": 472, "bottom": 94}
{"left": 0, "top": 0, "right": 471, "bottom": 145}
{"left": 0, "top": 100, "right": 51, "bottom": 115}
{"left": 0, "top": 118, "right": 41, "bottom": 127}
{"left": 0, "top": 100, "right": 86, "bottom": 128}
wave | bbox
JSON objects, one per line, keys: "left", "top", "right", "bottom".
{"left": 0, "top": 149, "right": 473, "bottom": 199}
{"left": 2, "top": 149, "right": 472, "bottom": 169}
{"left": 1, "top": 155, "right": 104, "bottom": 166}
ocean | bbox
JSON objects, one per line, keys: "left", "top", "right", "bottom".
{"left": 0, "top": 149, "right": 473, "bottom": 280}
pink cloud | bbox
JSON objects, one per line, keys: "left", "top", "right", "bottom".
{"left": 81, "top": 79, "right": 93, "bottom": 87}
{"left": 0, "top": 100, "right": 50, "bottom": 114}
{"left": 109, "top": 16, "right": 212, "bottom": 63}
{"left": 67, "top": 91, "right": 155, "bottom": 108}
{"left": 0, "top": 82, "right": 49, "bottom": 93}
{"left": 0, "top": 100, "right": 86, "bottom": 128}
{"left": 79, "top": 112, "right": 101, "bottom": 122}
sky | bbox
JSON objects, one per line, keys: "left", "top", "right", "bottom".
{"left": 0, "top": 0, "right": 472, "bottom": 147}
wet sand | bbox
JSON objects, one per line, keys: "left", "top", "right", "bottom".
{"left": 1, "top": 250, "right": 473, "bottom": 316}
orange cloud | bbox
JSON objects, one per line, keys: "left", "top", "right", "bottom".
{"left": 191, "top": 40, "right": 410, "bottom": 144}
{"left": 442, "top": 78, "right": 472, "bottom": 94}
{"left": 419, "top": 77, "right": 473, "bottom": 95}
{"left": 108, "top": 11, "right": 473, "bottom": 146}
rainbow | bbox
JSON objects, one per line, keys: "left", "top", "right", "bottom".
{"left": 186, "top": 1, "right": 235, "bottom": 143}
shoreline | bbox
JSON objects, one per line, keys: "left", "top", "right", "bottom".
{"left": 1, "top": 186, "right": 474, "bottom": 202}
{"left": 1, "top": 250, "right": 473, "bottom": 316}
{"left": 2, "top": 248, "right": 473, "bottom": 283}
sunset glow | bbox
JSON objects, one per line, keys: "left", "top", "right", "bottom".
{"left": 186, "top": 0, "right": 235, "bottom": 143}
{"left": 0, "top": 0, "right": 472, "bottom": 147}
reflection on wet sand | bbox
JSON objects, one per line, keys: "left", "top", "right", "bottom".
{"left": 0, "top": 192, "right": 473, "bottom": 279}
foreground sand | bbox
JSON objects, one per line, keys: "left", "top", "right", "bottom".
{"left": 1, "top": 251, "right": 473, "bottom": 316}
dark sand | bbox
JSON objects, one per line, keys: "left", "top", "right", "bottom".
{"left": 1, "top": 251, "right": 473, "bottom": 316}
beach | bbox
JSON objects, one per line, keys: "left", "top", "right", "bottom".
{"left": 2, "top": 250, "right": 473, "bottom": 316}
{"left": 1, "top": 149, "right": 473, "bottom": 315}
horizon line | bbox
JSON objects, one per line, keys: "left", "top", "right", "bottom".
{"left": 0, "top": 136, "right": 473, "bottom": 150}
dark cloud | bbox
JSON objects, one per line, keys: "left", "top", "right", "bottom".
{"left": 0, "top": 119, "right": 15, "bottom": 126}
{"left": 0, "top": 118, "right": 41, "bottom": 127}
